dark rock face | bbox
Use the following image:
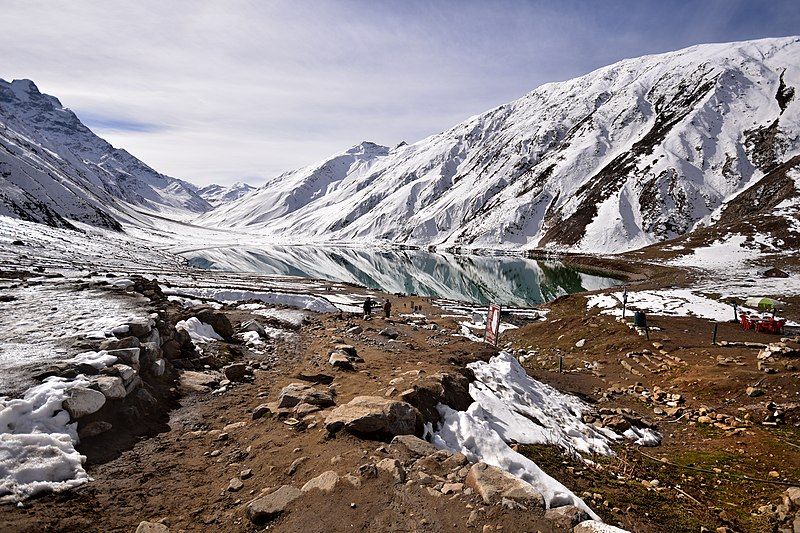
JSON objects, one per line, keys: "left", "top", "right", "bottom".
{"left": 398, "top": 372, "right": 473, "bottom": 425}
{"left": 196, "top": 309, "right": 234, "bottom": 340}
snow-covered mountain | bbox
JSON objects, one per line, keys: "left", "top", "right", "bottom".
{"left": 0, "top": 79, "right": 211, "bottom": 229}
{"left": 199, "top": 37, "right": 800, "bottom": 252}
{"left": 197, "top": 182, "right": 256, "bottom": 207}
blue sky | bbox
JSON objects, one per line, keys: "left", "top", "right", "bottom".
{"left": 2, "top": 0, "right": 799, "bottom": 186}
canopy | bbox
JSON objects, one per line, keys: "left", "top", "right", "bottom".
{"left": 744, "top": 297, "right": 785, "bottom": 310}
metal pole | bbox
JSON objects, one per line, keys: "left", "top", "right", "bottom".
{"left": 712, "top": 323, "right": 718, "bottom": 345}
{"left": 645, "top": 326, "right": 650, "bottom": 341}
{"left": 559, "top": 356, "right": 563, "bottom": 373}
{"left": 733, "top": 303, "right": 738, "bottom": 322}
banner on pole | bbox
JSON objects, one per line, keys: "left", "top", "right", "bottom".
{"left": 484, "top": 303, "right": 501, "bottom": 346}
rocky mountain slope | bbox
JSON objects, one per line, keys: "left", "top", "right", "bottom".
{"left": 199, "top": 37, "right": 800, "bottom": 253}
{"left": 0, "top": 79, "right": 211, "bottom": 229}
{"left": 197, "top": 182, "right": 256, "bottom": 207}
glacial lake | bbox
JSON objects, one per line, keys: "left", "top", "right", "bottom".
{"left": 180, "top": 245, "right": 623, "bottom": 307}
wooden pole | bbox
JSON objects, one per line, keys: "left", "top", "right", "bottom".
{"left": 712, "top": 323, "right": 719, "bottom": 345}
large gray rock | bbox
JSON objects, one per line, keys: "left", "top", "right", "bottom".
{"left": 197, "top": 309, "right": 234, "bottom": 340}
{"left": 179, "top": 371, "right": 220, "bottom": 393}
{"left": 545, "top": 505, "right": 590, "bottom": 529}
{"left": 135, "top": 521, "right": 169, "bottom": 533}
{"left": 93, "top": 376, "right": 126, "bottom": 400}
{"left": 106, "top": 347, "right": 140, "bottom": 365}
{"left": 301, "top": 471, "right": 340, "bottom": 493}
{"left": 126, "top": 318, "right": 153, "bottom": 338}
{"left": 324, "top": 396, "right": 422, "bottom": 437}
{"left": 246, "top": 485, "right": 303, "bottom": 523}
{"left": 277, "top": 383, "right": 335, "bottom": 409}
{"left": 465, "top": 462, "right": 545, "bottom": 507}
{"left": 390, "top": 435, "right": 440, "bottom": 459}
{"left": 329, "top": 352, "right": 354, "bottom": 371}
{"left": 62, "top": 387, "right": 106, "bottom": 419}
{"left": 100, "top": 336, "right": 139, "bottom": 351}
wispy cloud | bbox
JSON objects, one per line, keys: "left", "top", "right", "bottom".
{"left": 1, "top": 0, "right": 798, "bottom": 186}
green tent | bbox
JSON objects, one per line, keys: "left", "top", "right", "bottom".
{"left": 744, "top": 297, "right": 785, "bottom": 310}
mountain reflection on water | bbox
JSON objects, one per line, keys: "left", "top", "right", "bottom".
{"left": 181, "top": 245, "right": 621, "bottom": 307}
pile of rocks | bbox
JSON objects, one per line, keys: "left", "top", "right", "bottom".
{"left": 243, "top": 434, "right": 616, "bottom": 531}
{"left": 756, "top": 486, "right": 800, "bottom": 532}
{"left": 757, "top": 342, "right": 799, "bottom": 374}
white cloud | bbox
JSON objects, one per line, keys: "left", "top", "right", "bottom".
{"left": 2, "top": 0, "right": 797, "bottom": 185}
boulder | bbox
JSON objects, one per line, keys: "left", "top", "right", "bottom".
{"left": 325, "top": 396, "right": 422, "bottom": 438}
{"left": 62, "top": 387, "right": 106, "bottom": 419}
{"left": 135, "top": 522, "right": 169, "bottom": 533}
{"left": 398, "top": 371, "right": 473, "bottom": 424}
{"left": 301, "top": 471, "right": 340, "bottom": 493}
{"left": 78, "top": 420, "right": 113, "bottom": 439}
{"left": 106, "top": 347, "right": 140, "bottom": 365}
{"left": 329, "top": 352, "right": 354, "bottom": 371}
{"left": 389, "top": 435, "right": 440, "bottom": 459}
{"left": 179, "top": 371, "right": 220, "bottom": 393}
{"left": 465, "top": 462, "right": 545, "bottom": 507}
{"left": 93, "top": 376, "right": 127, "bottom": 400}
{"left": 100, "top": 336, "right": 140, "bottom": 351}
{"left": 223, "top": 363, "right": 251, "bottom": 382}
{"left": 545, "top": 505, "right": 590, "bottom": 529}
{"left": 277, "top": 383, "right": 335, "bottom": 409}
{"left": 347, "top": 326, "right": 363, "bottom": 335}
{"left": 252, "top": 404, "right": 273, "bottom": 420}
{"left": 246, "top": 485, "right": 303, "bottom": 524}
{"left": 113, "top": 364, "right": 137, "bottom": 383}
{"left": 197, "top": 309, "right": 234, "bottom": 340}
{"left": 126, "top": 318, "right": 153, "bottom": 338}
{"left": 376, "top": 458, "right": 406, "bottom": 483}
{"left": 161, "top": 339, "right": 182, "bottom": 360}
{"left": 379, "top": 327, "right": 399, "bottom": 340}
{"left": 334, "top": 344, "right": 358, "bottom": 358}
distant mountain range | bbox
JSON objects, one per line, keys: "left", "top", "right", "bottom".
{"left": 2, "top": 36, "right": 799, "bottom": 253}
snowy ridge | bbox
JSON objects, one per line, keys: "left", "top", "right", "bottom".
{"left": 0, "top": 79, "right": 211, "bottom": 229}
{"left": 197, "top": 182, "right": 255, "bottom": 207}
{"left": 200, "top": 37, "right": 800, "bottom": 253}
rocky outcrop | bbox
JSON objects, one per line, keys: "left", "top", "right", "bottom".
{"left": 325, "top": 396, "right": 423, "bottom": 438}
{"left": 397, "top": 371, "right": 473, "bottom": 425}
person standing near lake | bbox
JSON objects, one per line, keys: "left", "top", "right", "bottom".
{"left": 363, "top": 297, "right": 373, "bottom": 319}
{"left": 383, "top": 299, "right": 392, "bottom": 318}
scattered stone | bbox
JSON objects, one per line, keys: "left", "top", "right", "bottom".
{"left": 62, "top": 387, "right": 106, "bottom": 419}
{"left": 347, "top": 326, "right": 363, "bottom": 335}
{"left": 287, "top": 456, "right": 309, "bottom": 475}
{"left": 240, "top": 469, "right": 253, "bottom": 479}
{"left": 544, "top": 505, "right": 590, "bottom": 529}
{"left": 277, "top": 383, "right": 335, "bottom": 409}
{"left": 135, "top": 521, "right": 169, "bottom": 533}
{"left": 228, "top": 478, "right": 244, "bottom": 492}
{"left": 252, "top": 404, "right": 273, "bottom": 420}
{"left": 295, "top": 372, "right": 334, "bottom": 385}
{"left": 389, "top": 435, "right": 439, "bottom": 459}
{"left": 223, "top": 363, "right": 250, "bottom": 382}
{"left": 746, "top": 386, "right": 764, "bottom": 398}
{"left": 245, "top": 485, "right": 302, "bottom": 524}
{"left": 106, "top": 347, "right": 140, "bottom": 365}
{"left": 325, "top": 396, "right": 423, "bottom": 438}
{"left": 575, "top": 339, "right": 586, "bottom": 348}
{"left": 329, "top": 352, "right": 355, "bottom": 371}
{"left": 379, "top": 327, "right": 399, "bottom": 340}
{"left": 301, "top": 471, "right": 340, "bottom": 493}
{"left": 376, "top": 458, "right": 406, "bottom": 483}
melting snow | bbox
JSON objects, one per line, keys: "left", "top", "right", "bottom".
{"left": 176, "top": 317, "right": 223, "bottom": 343}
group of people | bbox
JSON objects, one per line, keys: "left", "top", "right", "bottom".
{"left": 363, "top": 297, "right": 391, "bottom": 319}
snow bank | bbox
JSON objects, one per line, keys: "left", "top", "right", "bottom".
{"left": 432, "top": 353, "right": 660, "bottom": 521}
{"left": 174, "top": 288, "right": 338, "bottom": 313}
{"left": 176, "top": 317, "right": 223, "bottom": 343}
{"left": 434, "top": 403, "right": 599, "bottom": 519}
{"left": 587, "top": 289, "right": 749, "bottom": 322}
{"left": 253, "top": 308, "right": 308, "bottom": 328}
{"left": 0, "top": 377, "right": 92, "bottom": 502}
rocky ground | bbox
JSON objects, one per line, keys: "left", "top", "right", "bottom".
{"left": 0, "top": 252, "right": 798, "bottom": 533}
